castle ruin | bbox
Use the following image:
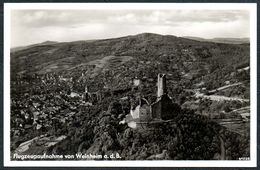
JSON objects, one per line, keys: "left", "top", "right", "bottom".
{"left": 124, "top": 74, "right": 180, "bottom": 129}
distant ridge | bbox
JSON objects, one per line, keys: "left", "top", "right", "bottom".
{"left": 183, "top": 36, "right": 249, "bottom": 44}
{"left": 11, "top": 33, "right": 250, "bottom": 53}
{"left": 11, "top": 41, "right": 59, "bottom": 53}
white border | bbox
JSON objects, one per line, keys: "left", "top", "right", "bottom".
{"left": 4, "top": 3, "right": 257, "bottom": 167}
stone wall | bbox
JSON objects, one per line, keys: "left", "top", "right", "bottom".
{"left": 151, "top": 94, "right": 181, "bottom": 120}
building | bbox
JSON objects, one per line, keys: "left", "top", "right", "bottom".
{"left": 151, "top": 74, "right": 179, "bottom": 120}
{"left": 124, "top": 74, "right": 180, "bottom": 129}
{"left": 83, "top": 85, "right": 102, "bottom": 104}
{"left": 130, "top": 98, "right": 152, "bottom": 122}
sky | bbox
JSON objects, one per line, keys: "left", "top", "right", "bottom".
{"left": 11, "top": 10, "right": 250, "bottom": 47}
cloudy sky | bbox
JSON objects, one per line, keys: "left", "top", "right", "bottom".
{"left": 11, "top": 10, "right": 249, "bottom": 47}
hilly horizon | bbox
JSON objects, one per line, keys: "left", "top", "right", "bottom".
{"left": 11, "top": 33, "right": 250, "bottom": 51}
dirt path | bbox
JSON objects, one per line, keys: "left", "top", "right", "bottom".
{"left": 208, "top": 82, "right": 243, "bottom": 94}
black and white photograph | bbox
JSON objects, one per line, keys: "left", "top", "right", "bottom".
{"left": 4, "top": 3, "right": 257, "bottom": 167}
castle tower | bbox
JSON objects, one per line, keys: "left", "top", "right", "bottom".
{"left": 157, "top": 74, "right": 167, "bottom": 98}
{"left": 85, "top": 85, "right": 88, "bottom": 93}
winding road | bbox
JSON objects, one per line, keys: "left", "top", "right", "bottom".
{"left": 194, "top": 82, "right": 249, "bottom": 102}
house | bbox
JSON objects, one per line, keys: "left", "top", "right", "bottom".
{"left": 133, "top": 78, "right": 141, "bottom": 87}
{"left": 83, "top": 85, "right": 102, "bottom": 104}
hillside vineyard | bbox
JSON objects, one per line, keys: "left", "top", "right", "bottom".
{"left": 10, "top": 33, "right": 250, "bottom": 160}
